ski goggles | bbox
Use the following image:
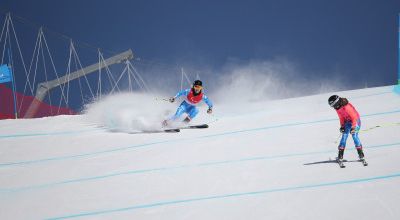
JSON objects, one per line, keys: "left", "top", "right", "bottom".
{"left": 193, "top": 85, "right": 202, "bottom": 89}
{"left": 329, "top": 97, "right": 340, "bottom": 108}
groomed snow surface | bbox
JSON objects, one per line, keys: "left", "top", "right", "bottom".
{"left": 1, "top": 85, "right": 400, "bottom": 220}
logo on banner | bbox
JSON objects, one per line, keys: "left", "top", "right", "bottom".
{"left": 0, "top": 65, "right": 12, "bottom": 83}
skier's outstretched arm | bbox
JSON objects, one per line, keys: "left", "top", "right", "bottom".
{"left": 203, "top": 95, "right": 213, "bottom": 109}
{"left": 174, "top": 89, "right": 190, "bottom": 99}
{"left": 169, "top": 89, "right": 190, "bottom": 102}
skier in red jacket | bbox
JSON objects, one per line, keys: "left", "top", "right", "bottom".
{"left": 328, "top": 95, "right": 365, "bottom": 162}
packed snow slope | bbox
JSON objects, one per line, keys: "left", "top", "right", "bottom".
{"left": 0, "top": 85, "right": 400, "bottom": 220}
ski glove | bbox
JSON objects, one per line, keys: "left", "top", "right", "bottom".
{"left": 169, "top": 97, "right": 175, "bottom": 103}
{"left": 350, "top": 127, "right": 357, "bottom": 134}
{"left": 207, "top": 108, "right": 213, "bottom": 114}
{"left": 339, "top": 127, "right": 345, "bottom": 133}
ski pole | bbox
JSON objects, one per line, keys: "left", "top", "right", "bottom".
{"left": 155, "top": 97, "right": 170, "bottom": 102}
{"left": 334, "top": 133, "right": 342, "bottom": 144}
{"left": 360, "top": 122, "right": 400, "bottom": 133}
{"left": 207, "top": 114, "right": 219, "bottom": 124}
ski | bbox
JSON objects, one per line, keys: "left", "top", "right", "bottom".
{"left": 336, "top": 158, "right": 346, "bottom": 168}
{"left": 157, "top": 124, "right": 208, "bottom": 133}
{"left": 164, "top": 128, "right": 181, "bottom": 133}
{"left": 181, "top": 124, "right": 209, "bottom": 129}
{"left": 333, "top": 157, "right": 367, "bottom": 168}
{"left": 132, "top": 128, "right": 180, "bottom": 134}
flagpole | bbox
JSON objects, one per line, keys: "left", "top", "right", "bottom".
{"left": 8, "top": 49, "right": 17, "bottom": 119}
{"left": 11, "top": 66, "right": 17, "bottom": 119}
{"left": 394, "top": 13, "right": 400, "bottom": 94}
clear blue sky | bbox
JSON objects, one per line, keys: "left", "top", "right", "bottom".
{"left": 2, "top": 0, "right": 400, "bottom": 89}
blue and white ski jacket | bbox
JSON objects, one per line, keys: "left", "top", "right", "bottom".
{"left": 174, "top": 89, "right": 213, "bottom": 108}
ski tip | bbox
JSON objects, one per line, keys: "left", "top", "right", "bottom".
{"left": 190, "top": 124, "right": 209, "bottom": 128}
{"left": 164, "top": 128, "right": 180, "bottom": 133}
{"left": 359, "top": 159, "right": 368, "bottom": 166}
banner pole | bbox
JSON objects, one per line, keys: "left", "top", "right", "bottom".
{"left": 394, "top": 13, "right": 400, "bottom": 94}
{"left": 8, "top": 49, "right": 17, "bottom": 119}
{"left": 398, "top": 13, "right": 400, "bottom": 85}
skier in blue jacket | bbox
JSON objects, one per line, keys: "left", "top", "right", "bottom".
{"left": 163, "top": 80, "right": 213, "bottom": 127}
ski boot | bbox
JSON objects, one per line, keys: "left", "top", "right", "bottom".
{"left": 356, "top": 148, "right": 365, "bottom": 159}
{"left": 356, "top": 147, "right": 368, "bottom": 166}
{"left": 183, "top": 117, "right": 191, "bottom": 124}
{"left": 336, "top": 148, "right": 345, "bottom": 168}
{"left": 337, "top": 149, "right": 344, "bottom": 161}
{"left": 162, "top": 120, "right": 169, "bottom": 127}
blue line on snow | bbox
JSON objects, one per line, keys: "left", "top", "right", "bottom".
{"left": 2, "top": 142, "right": 400, "bottom": 194}
{"left": 1, "top": 109, "right": 399, "bottom": 167}
{"left": 0, "top": 140, "right": 169, "bottom": 167}
{"left": 46, "top": 172, "right": 400, "bottom": 220}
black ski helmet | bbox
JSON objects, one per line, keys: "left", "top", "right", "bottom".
{"left": 328, "top": 95, "right": 340, "bottom": 108}
{"left": 193, "top": 80, "right": 202, "bottom": 87}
